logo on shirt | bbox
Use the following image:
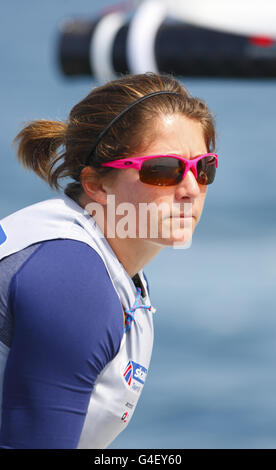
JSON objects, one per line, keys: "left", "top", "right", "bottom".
{"left": 123, "top": 360, "right": 148, "bottom": 393}
{"left": 121, "top": 411, "right": 129, "bottom": 423}
{"left": 0, "top": 225, "right": 7, "bottom": 246}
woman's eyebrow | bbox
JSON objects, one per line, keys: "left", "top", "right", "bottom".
{"left": 167, "top": 152, "right": 208, "bottom": 159}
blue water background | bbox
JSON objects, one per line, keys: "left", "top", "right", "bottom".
{"left": 0, "top": 0, "right": 275, "bottom": 449}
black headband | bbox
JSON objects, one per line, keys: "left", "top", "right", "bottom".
{"left": 85, "top": 90, "right": 182, "bottom": 166}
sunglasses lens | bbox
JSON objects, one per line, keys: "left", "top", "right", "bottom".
{"left": 197, "top": 155, "right": 217, "bottom": 185}
{"left": 140, "top": 157, "right": 184, "bottom": 186}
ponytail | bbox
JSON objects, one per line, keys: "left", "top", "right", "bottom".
{"left": 13, "top": 119, "right": 67, "bottom": 190}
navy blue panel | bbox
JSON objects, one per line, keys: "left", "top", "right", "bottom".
{"left": 0, "top": 239, "right": 124, "bottom": 449}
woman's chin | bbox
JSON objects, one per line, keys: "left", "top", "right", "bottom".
{"left": 171, "top": 228, "right": 193, "bottom": 249}
{"left": 159, "top": 217, "right": 194, "bottom": 246}
{"left": 145, "top": 226, "right": 194, "bottom": 249}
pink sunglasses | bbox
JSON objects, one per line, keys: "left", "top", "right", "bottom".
{"left": 101, "top": 153, "right": 218, "bottom": 186}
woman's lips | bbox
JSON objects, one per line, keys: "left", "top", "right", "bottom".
{"left": 169, "top": 214, "right": 193, "bottom": 218}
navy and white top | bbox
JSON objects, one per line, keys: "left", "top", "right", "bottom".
{"left": 0, "top": 195, "right": 155, "bottom": 449}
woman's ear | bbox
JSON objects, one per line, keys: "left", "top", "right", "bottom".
{"left": 80, "top": 166, "right": 108, "bottom": 205}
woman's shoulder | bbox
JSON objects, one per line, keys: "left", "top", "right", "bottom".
{"left": 14, "top": 238, "right": 114, "bottom": 290}
{"left": 6, "top": 238, "right": 124, "bottom": 351}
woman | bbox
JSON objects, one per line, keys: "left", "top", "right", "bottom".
{"left": 0, "top": 73, "right": 217, "bottom": 449}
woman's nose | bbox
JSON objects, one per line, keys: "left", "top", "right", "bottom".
{"left": 175, "top": 169, "right": 200, "bottom": 199}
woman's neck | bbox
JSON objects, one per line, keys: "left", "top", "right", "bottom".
{"left": 78, "top": 193, "right": 162, "bottom": 278}
{"left": 105, "top": 234, "right": 162, "bottom": 278}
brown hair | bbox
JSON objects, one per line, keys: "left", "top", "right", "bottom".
{"left": 14, "top": 73, "right": 216, "bottom": 202}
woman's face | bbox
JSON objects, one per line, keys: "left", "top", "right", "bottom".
{"left": 101, "top": 113, "right": 209, "bottom": 248}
